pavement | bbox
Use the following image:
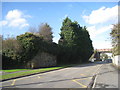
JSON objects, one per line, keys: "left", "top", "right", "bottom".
{"left": 1, "top": 61, "right": 119, "bottom": 89}
{"left": 93, "top": 63, "right": 119, "bottom": 88}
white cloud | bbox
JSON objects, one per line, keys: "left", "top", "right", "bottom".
{"left": 87, "top": 26, "right": 96, "bottom": 38}
{"left": 9, "top": 18, "right": 26, "bottom": 27}
{"left": 82, "top": 5, "right": 118, "bottom": 49}
{"left": 87, "top": 25, "right": 113, "bottom": 38}
{"left": 20, "top": 24, "right": 29, "bottom": 28}
{"left": 96, "top": 25, "right": 113, "bottom": 34}
{"left": 1, "top": 9, "right": 31, "bottom": 28}
{"left": 6, "top": 9, "right": 23, "bottom": 20}
{"left": 83, "top": 5, "right": 118, "bottom": 24}
{"left": 0, "top": 20, "right": 8, "bottom": 26}
{"left": 53, "top": 37, "right": 59, "bottom": 44}
{"left": 93, "top": 40, "right": 112, "bottom": 49}
{"left": 24, "top": 15, "right": 32, "bottom": 18}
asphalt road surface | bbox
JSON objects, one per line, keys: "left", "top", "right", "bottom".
{"left": 1, "top": 61, "right": 119, "bottom": 88}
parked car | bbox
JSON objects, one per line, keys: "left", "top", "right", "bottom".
{"left": 105, "top": 59, "right": 112, "bottom": 63}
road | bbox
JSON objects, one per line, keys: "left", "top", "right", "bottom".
{"left": 1, "top": 61, "right": 119, "bottom": 88}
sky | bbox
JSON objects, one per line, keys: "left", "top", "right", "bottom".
{"left": 1, "top": 2, "right": 119, "bottom": 49}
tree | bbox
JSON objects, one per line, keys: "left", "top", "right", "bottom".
{"left": 110, "top": 24, "right": 120, "bottom": 46}
{"left": 58, "top": 17, "right": 93, "bottom": 64}
{"left": 38, "top": 23, "right": 53, "bottom": 42}
{"left": 17, "top": 32, "right": 43, "bottom": 65}
{"left": 2, "top": 37, "right": 21, "bottom": 53}
{"left": 59, "top": 17, "right": 74, "bottom": 46}
{"left": 110, "top": 23, "right": 120, "bottom": 55}
{"left": 100, "top": 53, "right": 108, "bottom": 60}
{"left": 28, "top": 26, "right": 37, "bottom": 34}
{"left": 78, "top": 26, "right": 94, "bottom": 61}
{"left": 2, "top": 24, "right": 58, "bottom": 69}
{"left": 2, "top": 36, "right": 22, "bottom": 69}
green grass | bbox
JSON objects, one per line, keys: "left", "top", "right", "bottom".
{"left": 1, "top": 67, "right": 64, "bottom": 80}
{"left": 2, "top": 69, "right": 29, "bottom": 73}
{"left": 1, "top": 63, "right": 87, "bottom": 81}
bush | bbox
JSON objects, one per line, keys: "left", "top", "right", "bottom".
{"left": 2, "top": 37, "right": 22, "bottom": 69}
{"left": 2, "top": 32, "right": 59, "bottom": 69}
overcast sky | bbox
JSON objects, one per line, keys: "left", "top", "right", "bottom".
{"left": 1, "top": 2, "right": 119, "bottom": 49}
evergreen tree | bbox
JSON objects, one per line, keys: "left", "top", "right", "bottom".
{"left": 59, "top": 17, "right": 73, "bottom": 46}
{"left": 58, "top": 17, "right": 93, "bottom": 64}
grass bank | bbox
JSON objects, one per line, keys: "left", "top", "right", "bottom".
{"left": 1, "top": 67, "right": 64, "bottom": 81}
{"left": 1, "top": 69, "right": 29, "bottom": 73}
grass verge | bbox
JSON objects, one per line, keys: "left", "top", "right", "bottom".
{"left": 1, "top": 63, "right": 89, "bottom": 81}
{"left": 1, "top": 67, "right": 64, "bottom": 81}
{"left": 1, "top": 69, "right": 29, "bottom": 73}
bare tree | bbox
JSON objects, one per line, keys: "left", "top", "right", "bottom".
{"left": 28, "top": 26, "right": 37, "bottom": 34}
{"left": 38, "top": 23, "right": 53, "bottom": 42}
{"left": 2, "top": 36, "right": 22, "bottom": 53}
